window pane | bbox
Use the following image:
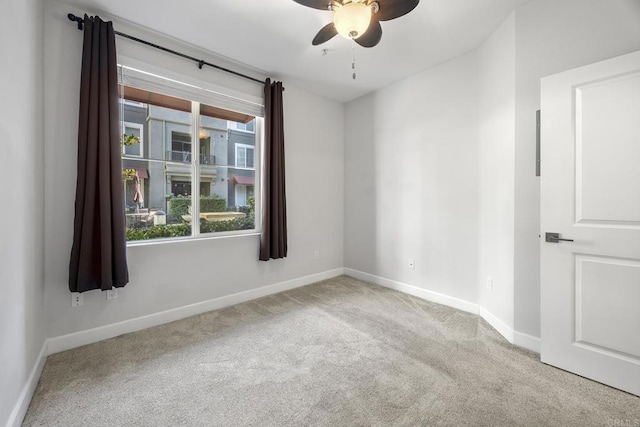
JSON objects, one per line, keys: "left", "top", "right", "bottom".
{"left": 121, "top": 86, "right": 193, "bottom": 242}
{"left": 247, "top": 148, "right": 254, "bottom": 168}
{"left": 198, "top": 106, "right": 256, "bottom": 234}
{"left": 237, "top": 147, "right": 247, "bottom": 167}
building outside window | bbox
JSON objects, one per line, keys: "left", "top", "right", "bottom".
{"left": 170, "top": 132, "right": 192, "bottom": 162}
{"left": 229, "top": 120, "right": 255, "bottom": 133}
{"left": 122, "top": 122, "right": 143, "bottom": 157}
{"left": 235, "top": 144, "right": 255, "bottom": 168}
{"left": 235, "top": 184, "right": 255, "bottom": 207}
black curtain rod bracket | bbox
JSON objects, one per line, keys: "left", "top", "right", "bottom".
{"left": 66, "top": 13, "right": 271, "bottom": 87}
{"left": 68, "top": 13, "right": 84, "bottom": 30}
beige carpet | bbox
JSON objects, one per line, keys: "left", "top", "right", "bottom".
{"left": 24, "top": 276, "right": 639, "bottom": 426}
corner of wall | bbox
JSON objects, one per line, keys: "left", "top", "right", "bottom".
{"left": 476, "top": 7, "right": 517, "bottom": 332}
{"left": 1, "top": 0, "right": 48, "bottom": 425}
{"left": 5, "top": 341, "right": 48, "bottom": 427}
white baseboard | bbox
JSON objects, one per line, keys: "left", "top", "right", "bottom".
{"left": 344, "top": 268, "right": 479, "bottom": 315}
{"left": 344, "top": 268, "right": 540, "bottom": 354}
{"left": 6, "top": 339, "right": 48, "bottom": 427}
{"left": 48, "top": 268, "right": 345, "bottom": 355}
{"left": 477, "top": 309, "right": 540, "bottom": 354}
{"left": 478, "top": 306, "right": 514, "bottom": 343}
{"left": 513, "top": 331, "right": 541, "bottom": 353}
{"left": 478, "top": 309, "right": 540, "bottom": 354}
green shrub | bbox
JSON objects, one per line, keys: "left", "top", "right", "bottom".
{"left": 200, "top": 216, "right": 254, "bottom": 234}
{"left": 168, "top": 197, "right": 190, "bottom": 220}
{"left": 128, "top": 195, "right": 255, "bottom": 240}
{"left": 126, "top": 217, "right": 254, "bottom": 241}
{"left": 126, "top": 224, "right": 191, "bottom": 241}
{"left": 201, "top": 197, "right": 226, "bottom": 213}
{"left": 168, "top": 195, "right": 226, "bottom": 221}
{"left": 247, "top": 197, "right": 255, "bottom": 216}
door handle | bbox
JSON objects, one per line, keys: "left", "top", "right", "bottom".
{"left": 545, "top": 232, "right": 574, "bottom": 243}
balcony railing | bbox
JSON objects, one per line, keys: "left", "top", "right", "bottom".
{"left": 200, "top": 154, "right": 216, "bottom": 165}
{"left": 166, "top": 151, "right": 216, "bottom": 165}
{"left": 167, "top": 150, "right": 191, "bottom": 163}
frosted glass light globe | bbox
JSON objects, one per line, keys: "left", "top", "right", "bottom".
{"left": 334, "top": 2, "right": 372, "bottom": 39}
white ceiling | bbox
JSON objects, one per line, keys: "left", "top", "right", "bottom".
{"left": 62, "top": 0, "right": 531, "bottom": 102}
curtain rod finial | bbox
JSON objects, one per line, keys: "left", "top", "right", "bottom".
{"left": 68, "top": 13, "right": 84, "bottom": 30}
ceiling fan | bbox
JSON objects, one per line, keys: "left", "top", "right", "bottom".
{"left": 293, "top": 0, "right": 420, "bottom": 48}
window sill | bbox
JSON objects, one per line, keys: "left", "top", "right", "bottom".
{"left": 126, "top": 230, "right": 261, "bottom": 248}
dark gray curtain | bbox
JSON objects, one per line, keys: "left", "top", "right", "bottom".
{"left": 69, "top": 15, "right": 129, "bottom": 292}
{"left": 260, "top": 79, "right": 287, "bottom": 260}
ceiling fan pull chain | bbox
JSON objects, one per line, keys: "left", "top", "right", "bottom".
{"left": 352, "top": 40, "right": 357, "bottom": 80}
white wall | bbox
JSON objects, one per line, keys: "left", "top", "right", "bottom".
{"left": 344, "top": 52, "right": 480, "bottom": 304}
{"left": 477, "top": 13, "right": 516, "bottom": 329}
{"left": 513, "top": 0, "right": 640, "bottom": 337}
{"left": 0, "top": 0, "right": 46, "bottom": 424}
{"left": 345, "top": 0, "right": 640, "bottom": 342}
{"left": 43, "top": 0, "right": 344, "bottom": 339}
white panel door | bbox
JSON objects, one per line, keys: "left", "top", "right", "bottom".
{"left": 540, "top": 50, "right": 640, "bottom": 396}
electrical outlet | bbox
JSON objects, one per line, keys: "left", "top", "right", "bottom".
{"left": 409, "top": 258, "right": 415, "bottom": 270}
{"left": 71, "top": 292, "right": 84, "bottom": 307}
{"left": 314, "top": 250, "right": 320, "bottom": 260}
{"left": 107, "top": 288, "right": 118, "bottom": 300}
{"left": 486, "top": 276, "right": 493, "bottom": 291}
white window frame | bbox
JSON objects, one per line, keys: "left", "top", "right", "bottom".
{"left": 119, "top": 64, "right": 263, "bottom": 245}
{"left": 122, "top": 121, "right": 144, "bottom": 158}
{"left": 235, "top": 143, "right": 255, "bottom": 168}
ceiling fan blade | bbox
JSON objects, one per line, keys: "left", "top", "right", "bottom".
{"left": 355, "top": 20, "right": 382, "bottom": 48}
{"left": 375, "top": 0, "right": 420, "bottom": 21}
{"left": 312, "top": 22, "right": 338, "bottom": 45}
{"left": 293, "top": 0, "right": 332, "bottom": 11}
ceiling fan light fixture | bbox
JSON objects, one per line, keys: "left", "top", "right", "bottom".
{"left": 333, "top": 2, "right": 372, "bottom": 39}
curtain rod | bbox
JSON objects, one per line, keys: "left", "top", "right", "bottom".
{"left": 67, "top": 13, "right": 268, "bottom": 86}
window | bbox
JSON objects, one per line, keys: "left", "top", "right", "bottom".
{"left": 119, "top": 65, "right": 262, "bottom": 243}
{"left": 170, "top": 180, "right": 212, "bottom": 197}
{"left": 123, "top": 122, "right": 144, "bottom": 157}
{"left": 170, "top": 132, "right": 192, "bottom": 162}
{"left": 172, "top": 180, "right": 191, "bottom": 196}
{"left": 235, "top": 144, "right": 255, "bottom": 168}
{"left": 229, "top": 120, "right": 255, "bottom": 133}
{"left": 235, "top": 185, "right": 255, "bottom": 207}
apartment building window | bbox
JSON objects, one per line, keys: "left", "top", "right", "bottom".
{"left": 172, "top": 181, "right": 191, "bottom": 196}
{"left": 170, "top": 132, "right": 192, "bottom": 162}
{"left": 236, "top": 144, "right": 255, "bottom": 168}
{"left": 119, "top": 65, "right": 262, "bottom": 243}
{"left": 235, "top": 185, "right": 255, "bottom": 207}
{"left": 123, "top": 122, "right": 144, "bottom": 157}
{"left": 171, "top": 180, "right": 212, "bottom": 197}
{"left": 230, "top": 120, "right": 255, "bottom": 133}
